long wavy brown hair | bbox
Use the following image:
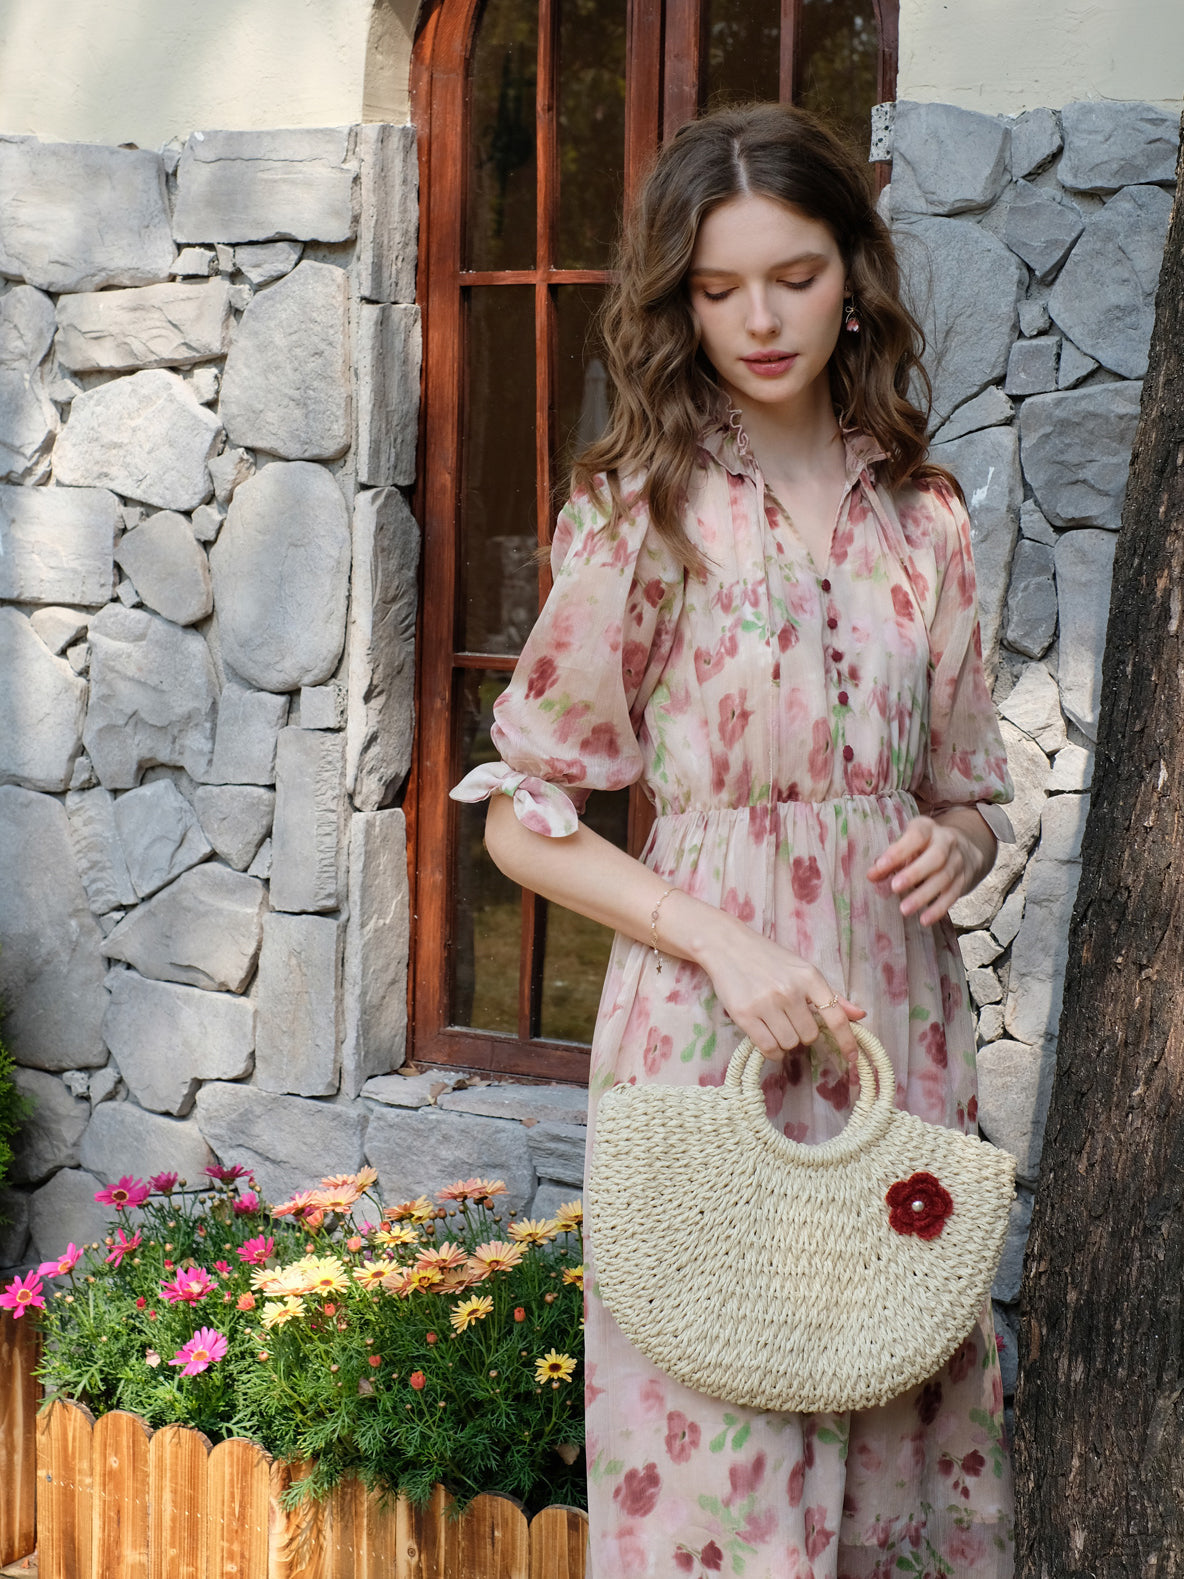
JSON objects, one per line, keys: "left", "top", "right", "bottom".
{"left": 572, "top": 102, "right": 951, "bottom": 567}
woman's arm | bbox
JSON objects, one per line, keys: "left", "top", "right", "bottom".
{"left": 865, "top": 807, "right": 997, "bottom": 926}
{"left": 484, "top": 794, "right": 862, "bottom": 1060}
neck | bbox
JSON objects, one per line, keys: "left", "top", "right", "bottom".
{"left": 725, "top": 388, "right": 844, "bottom": 485}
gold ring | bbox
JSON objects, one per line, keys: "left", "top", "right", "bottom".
{"left": 812, "top": 993, "right": 841, "bottom": 1014}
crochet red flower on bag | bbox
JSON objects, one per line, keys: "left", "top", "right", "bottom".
{"left": 886, "top": 1171, "right": 954, "bottom": 1240}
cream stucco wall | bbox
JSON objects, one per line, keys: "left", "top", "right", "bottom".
{"left": 899, "top": 0, "right": 1184, "bottom": 114}
{"left": 0, "top": 0, "right": 416, "bottom": 148}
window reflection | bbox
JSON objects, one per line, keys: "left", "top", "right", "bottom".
{"left": 467, "top": 0, "right": 539, "bottom": 270}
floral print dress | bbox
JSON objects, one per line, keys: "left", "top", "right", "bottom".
{"left": 452, "top": 424, "right": 1015, "bottom": 1579}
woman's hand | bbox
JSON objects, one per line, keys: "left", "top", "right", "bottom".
{"left": 673, "top": 901, "right": 864, "bottom": 1065}
{"left": 867, "top": 810, "right": 995, "bottom": 926}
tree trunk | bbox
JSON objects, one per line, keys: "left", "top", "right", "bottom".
{"left": 1013, "top": 114, "right": 1184, "bottom": 1577}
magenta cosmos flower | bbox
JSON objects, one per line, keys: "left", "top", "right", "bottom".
{"left": 106, "top": 1229, "right": 142, "bottom": 1268}
{"left": 170, "top": 1327, "right": 228, "bottom": 1377}
{"left": 235, "top": 1235, "right": 274, "bottom": 1267}
{"left": 148, "top": 1172, "right": 179, "bottom": 1194}
{"left": 160, "top": 1268, "right": 216, "bottom": 1305}
{"left": 94, "top": 1176, "right": 150, "bottom": 1212}
{"left": 205, "top": 1164, "right": 250, "bottom": 1183}
{"left": 37, "top": 1244, "right": 82, "bottom": 1279}
{"left": 232, "top": 1192, "right": 260, "bottom": 1216}
{"left": 0, "top": 1271, "right": 46, "bottom": 1319}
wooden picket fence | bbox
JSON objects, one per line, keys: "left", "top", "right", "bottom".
{"left": 1, "top": 1313, "right": 588, "bottom": 1579}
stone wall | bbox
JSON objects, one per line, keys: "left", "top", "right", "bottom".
{"left": 0, "top": 101, "right": 1177, "bottom": 1420}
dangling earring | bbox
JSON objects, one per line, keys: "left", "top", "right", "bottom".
{"left": 843, "top": 296, "right": 861, "bottom": 334}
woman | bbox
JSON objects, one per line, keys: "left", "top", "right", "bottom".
{"left": 452, "top": 103, "right": 1015, "bottom": 1578}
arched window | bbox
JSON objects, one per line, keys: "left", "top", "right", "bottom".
{"left": 410, "top": 0, "right": 897, "bottom": 1079}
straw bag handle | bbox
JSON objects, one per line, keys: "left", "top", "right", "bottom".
{"left": 721, "top": 1023, "right": 897, "bottom": 1167}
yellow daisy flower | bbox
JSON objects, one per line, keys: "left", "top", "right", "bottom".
{"left": 309, "top": 1185, "right": 362, "bottom": 1215}
{"left": 380, "top": 1266, "right": 415, "bottom": 1297}
{"left": 450, "top": 1294, "right": 495, "bottom": 1333}
{"left": 261, "top": 1296, "right": 306, "bottom": 1330}
{"left": 322, "top": 1167, "right": 378, "bottom": 1192}
{"left": 468, "top": 1240, "right": 525, "bottom": 1275}
{"left": 508, "top": 1218, "right": 559, "bottom": 1246}
{"left": 534, "top": 1350, "right": 577, "bottom": 1384}
{"left": 405, "top": 1265, "right": 444, "bottom": 1293}
{"left": 304, "top": 1256, "right": 349, "bottom": 1296}
{"left": 386, "top": 1196, "right": 437, "bottom": 1224}
{"left": 562, "top": 1265, "right": 584, "bottom": 1290}
{"left": 553, "top": 1199, "right": 583, "bottom": 1232}
{"left": 415, "top": 1244, "right": 469, "bottom": 1273}
{"left": 352, "top": 1261, "right": 390, "bottom": 1291}
{"left": 374, "top": 1224, "right": 419, "bottom": 1249}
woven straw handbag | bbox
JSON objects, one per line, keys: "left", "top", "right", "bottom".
{"left": 588, "top": 1023, "right": 1016, "bottom": 1413}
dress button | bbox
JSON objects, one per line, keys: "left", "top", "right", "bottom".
{"left": 826, "top": 617, "right": 838, "bottom": 630}
{"left": 831, "top": 649, "right": 843, "bottom": 662}
{"left": 843, "top": 745, "right": 855, "bottom": 762}
{"left": 820, "top": 578, "right": 831, "bottom": 592}
{"left": 838, "top": 690, "right": 849, "bottom": 706}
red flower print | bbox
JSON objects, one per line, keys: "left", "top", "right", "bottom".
{"left": 816, "top": 1066, "right": 851, "bottom": 1112}
{"left": 914, "top": 1379, "right": 943, "bottom": 1425}
{"left": 641, "top": 576, "right": 666, "bottom": 608}
{"left": 694, "top": 644, "right": 726, "bottom": 683}
{"left": 724, "top": 1451, "right": 766, "bottom": 1505}
{"left": 887, "top": 1171, "right": 954, "bottom": 1240}
{"left": 941, "top": 973, "right": 963, "bottom": 1021}
{"left": 807, "top": 718, "right": 832, "bottom": 781}
{"left": 920, "top": 1022, "right": 948, "bottom": 1069}
{"left": 737, "top": 1507, "right": 776, "bottom": 1546}
{"left": 664, "top": 1411, "right": 701, "bottom": 1464}
{"left": 718, "top": 691, "right": 754, "bottom": 749}
{"left": 621, "top": 639, "right": 647, "bottom": 687}
{"left": 524, "top": 656, "right": 558, "bottom": 700}
{"left": 787, "top": 1458, "right": 806, "bottom": 1507}
{"left": 643, "top": 1028, "right": 674, "bottom": 1076}
{"left": 701, "top": 1542, "right": 724, "bottom": 1572}
{"left": 761, "top": 1061, "right": 789, "bottom": 1118}
{"left": 891, "top": 583, "right": 914, "bottom": 622}
{"left": 777, "top": 620, "right": 799, "bottom": 650}
{"left": 791, "top": 856, "right": 823, "bottom": 905}
{"left": 580, "top": 721, "right": 620, "bottom": 758}
{"left": 722, "top": 887, "right": 756, "bottom": 923}
{"left": 946, "top": 1336, "right": 977, "bottom": 1383}
{"left": 804, "top": 1506, "right": 835, "bottom": 1560}
{"left": 614, "top": 1462, "right": 661, "bottom": 1518}
{"left": 674, "top": 1552, "right": 695, "bottom": 1573}
{"left": 947, "top": 1526, "right": 988, "bottom": 1567}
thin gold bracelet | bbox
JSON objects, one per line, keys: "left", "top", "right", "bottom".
{"left": 649, "top": 886, "right": 677, "bottom": 974}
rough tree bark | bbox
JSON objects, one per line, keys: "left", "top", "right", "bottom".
{"left": 1013, "top": 113, "right": 1184, "bottom": 1577}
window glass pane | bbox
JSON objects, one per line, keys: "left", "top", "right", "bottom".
{"left": 703, "top": 0, "right": 779, "bottom": 109}
{"left": 538, "top": 787, "right": 631, "bottom": 1041}
{"left": 461, "top": 286, "right": 539, "bottom": 655}
{"left": 467, "top": 0, "right": 539, "bottom": 270}
{"left": 797, "top": 0, "right": 879, "bottom": 156}
{"left": 451, "top": 670, "right": 521, "bottom": 1034}
{"left": 554, "top": 283, "right": 608, "bottom": 509}
{"left": 556, "top": 0, "right": 627, "bottom": 268}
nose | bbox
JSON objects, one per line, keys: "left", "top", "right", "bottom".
{"left": 744, "top": 286, "right": 780, "bottom": 338}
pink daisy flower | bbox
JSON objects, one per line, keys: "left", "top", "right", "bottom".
{"left": 160, "top": 1268, "right": 216, "bottom": 1305}
{"left": 232, "top": 1192, "right": 259, "bottom": 1216}
{"left": 170, "top": 1327, "right": 228, "bottom": 1377}
{"left": 37, "top": 1244, "right": 82, "bottom": 1279}
{"left": 105, "top": 1229, "right": 142, "bottom": 1268}
{"left": 0, "top": 1271, "right": 45, "bottom": 1319}
{"left": 235, "top": 1235, "right": 274, "bottom": 1267}
{"left": 205, "top": 1164, "right": 251, "bottom": 1183}
{"left": 95, "top": 1176, "right": 150, "bottom": 1212}
{"left": 147, "top": 1172, "right": 179, "bottom": 1194}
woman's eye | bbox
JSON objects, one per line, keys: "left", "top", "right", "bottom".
{"left": 781, "top": 277, "right": 816, "bottom": 292}
{"left": 702, "top": 288, "right": 733, "bottom": 302}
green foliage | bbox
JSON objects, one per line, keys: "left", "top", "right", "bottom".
{"left": 0, "top": 1004, "right": 32, "bottom": 1201}
{"left": 28, "top": 1170, "right": 585, "bottom": 1514}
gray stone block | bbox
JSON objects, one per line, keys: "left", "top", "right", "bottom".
{"left": 30, "top": 607, "right": 88, "bottom": 655}
{"left": 101, "top": 863, "right": 266, "bottom": 993}
{"left": 210, "top": 462, "right": 350, "bottom": 692}
{"left": 89, "top": 1065, "right": 123, "bottom": 1105}
{"left": 1048, "top": 185, "right": 1172, "bottom": 378}
{"left": 930, "top": 385, "right": 1013, "bottom": 446}
{"left": 1047, "top": 744, "right": 1093, "bottom": 793}
{"left": 1004, "top": 336, "right": 1060, "bottom": 397}
{"left": 113, "top": 511, "right": 213, "bottom": 626}
{"left": 1009, "top": 107, "right": 1063, "bottom": 178}
{"left": 79, "top": 1102, "right": 212, "bottom": 1187}
{"left": 234, "top": 241, "right": 303, "bottom": 286}
{"left": 1057, "top": 339, "right": 1098, "bottom": 389}
{"left": 357, "top": 124, "right": 418, "bottom": 305}
{"left": 9, "top": 1067, "right": 90, "bottom": 1185}
{"left": 0, "top": 483, "right": 117, "bottom": 607}
{"left": 246, "top": 837, "right": 271, "bottom": 879}
{"left": 27, "top": 1168, "right": 112, "bottom": 1263}
{"left": 102, "top": 969, "right": 254, "bottom": 1115}
{"left": 219, "top": 260, "right": 350, "bottom": 461}
{"left": 1020, "top": 500, "right": 1056, "bottom": 546}
{"left": 347, "top": 488, "right": 420, "bottom": 809}
{"left": 172, "top": 128, "right": 357, "bottom": 245}
{"left": 361, "top": 1070, "right": 462, "bottom": 1108}
{"left": 365, "top": 1107, "right": 536, "bottom": 1215}
{"left": 968, "top": 966, "right": 1002, "bottom": 1007}
{"left": 895, "top": 217, "right": 1022, "bottom": 424}
{"left": 1054, "top": 530, "right": 1116, "bottom": 739}
{"left": 0, "top": 1187, "right": 31, "bottom": 1267}
{"left": 84, "top": 605, "right": 218, "bottom": 789}
{"left": 959, "top": 931, "right": 1002, "bottom": 971}
{"left": 1020, "top": 382, "right": 1142, "bottom": 530}
{"left": 977, "top": 1038, "right": 1055, "bottom": 1183}
{"left": 928, "top": 425, "right": 1021, "bottom": 679}
{"left": 355, "top": 303, "right": 421, "bottom": 485}
{"left": 172, "top": 247, "right": 217, "bottom": 278}
{"left": 0, "top": 138, "right": 174, "bottom": 293}
{"left": 999, "top": 663, "right": 1065, "bottom": 752}
{"left": 208, "top": 682, "right": 289, "bottom": 786}
{"left": 0, "top": 284, "right": 58, "bottom": 483}
{"left": 54, "top": 369, "right": 221, "bottom": 511}
{"left": 994, "top": 1303, "right": 1018, "bottom": 1397}
{"left": 1005, "top": 851, "right": 1084, "bottom": 1050}
{"left": 1002, "top": 181, "right": 1084, "bottom": 283}
{"left": 195, "top": 1082, "right": 367, "bottom": 1206}
{"left": 0, "top": 608, "right": 86, "bottom": 792}
{"left": 1058, "top": 100, "right": 1180, "bottom": 193}
{"left": 191, "top": 504, "right": 224, "bottom": 544}
{"left": 530, "top": 1180, "right": 582, "bottom": 1224}
{"left": 299, "top": 684, "right": 346, "bottom": 731}
{"left": 980, "top": 1003, "right": 1007, "bottom": 1038}
{"left": 188, "top": 366, "right": 221, "bottom": 406}
{"left": 1004, "top": 539, "right": 1057, "bottom": 659}
{"left": 207, "top": 444, "right": 254, "bottom": 506}
{"left": 65, "top": 786, "right": 137, "bottom": 914}
{"left": 113, "top": 779, "right": 212, "bottom": 898}
{"left": 991, "top": 889, "right": 1025, "bottom": 948}
{"left": 889, "top": 102, "right": 1010, "bottom": 217}
{"left": 526, "top": 1122, "right": 587, "bottom": 1188}
{"left": 192, "top": 784, "right": 274, "bottom": 870}
{"left": 254, "top": 912, "right": 344, "bottom": 1097}
{"left": 70, "top": 754, "right": 97, "bottom": 791}
{"left": 1018, "top": 300, "right": 1051, "bottom": 338}
{"left": 270, "top": 729, "right": 346, "bottom": 913}
{"left": 1040, "top": 793, "right": 1089, "bottom": 863}
{"left": 949, "top": 722, "right": 1047, "bottom": 929}
{"left": 342, "top": 810, "right": 409, "bottom": 1095}
{"left": 55, "top": 280, "right": 232, "bottom": 373}
{"left": 439, "top": 1084, "right": 590, "bottom": 1126}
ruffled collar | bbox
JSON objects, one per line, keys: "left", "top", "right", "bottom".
{"left": 697, "top": 414, "right": 886, "bottom": 487}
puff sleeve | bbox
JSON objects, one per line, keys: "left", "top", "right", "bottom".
{"left": 912, "top": 483, "right": 1014, "bottom": 842}
{"left": 450, "top": 485, "right": 684, "bottom": 837}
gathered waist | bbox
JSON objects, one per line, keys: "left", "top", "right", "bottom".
{"left": 651, "top": 789, "right": 919, "bottom": 821}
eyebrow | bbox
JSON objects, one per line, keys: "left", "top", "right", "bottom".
{"left": 688, "top": 252, "right": 829, "bottom": 277}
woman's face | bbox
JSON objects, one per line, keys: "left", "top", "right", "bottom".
{"left": 687, "top": 192, "right": 847, "bottom": 420}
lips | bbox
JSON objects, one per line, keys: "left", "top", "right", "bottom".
{"left": 742, "top": 352, "right": 797, "bottom": 378}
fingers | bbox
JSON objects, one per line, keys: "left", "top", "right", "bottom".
{"left": 867, "top": 818, "right": 933, "bottom": 881}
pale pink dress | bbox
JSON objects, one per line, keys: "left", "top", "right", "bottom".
{"left": 453, "top": 424, "right": 1015, "bottom": 1579}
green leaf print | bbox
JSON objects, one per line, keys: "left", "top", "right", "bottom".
{"left": 909, "top": 1004, "right": 931, "bottom": 1021}
{"left": 708, "top": 1427, "right": 729, "bottom": 1453}
{"left": 588, "top": 1451, "right": 625, "bottom": 1483}
{"left": 698, "top": 1493, "right": 723, "bottom": 1517}
{"left": 730, "top": 1421, "right": 751, "bottom": 1451}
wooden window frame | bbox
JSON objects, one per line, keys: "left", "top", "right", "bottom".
{"left": 408, "top": 0, "right": 898, "bottom": 1081}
